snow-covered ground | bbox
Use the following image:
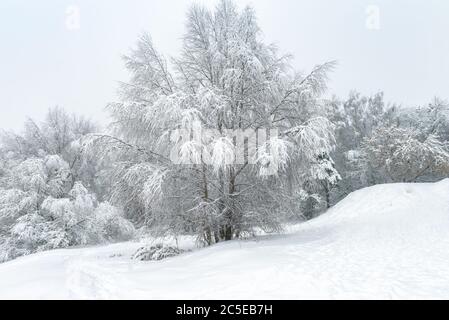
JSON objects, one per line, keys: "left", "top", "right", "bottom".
{"left": 1, "top": 180, "right": 449, "bottom": 300}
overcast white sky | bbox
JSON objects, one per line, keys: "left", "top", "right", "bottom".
{"left": 0, "top": 0, "right": 448, "bottom": 131}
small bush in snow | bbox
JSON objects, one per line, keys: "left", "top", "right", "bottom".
{"left": 132, "top": 244, "right": 185, "bottom": 261}
{"left": 94, "top": 202, "right": 135, "bottom": 242}
{"left": 0, "top": 180, "right": 135, "bottom": 262}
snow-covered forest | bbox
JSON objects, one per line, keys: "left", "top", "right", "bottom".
{"left": 1, "top": 1, "right": 449, "bottom": 299}
{"left": 1, "top": 0, "right": 449, "bottom": 262}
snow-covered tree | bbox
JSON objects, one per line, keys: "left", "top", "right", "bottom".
{"left": 0, "top": 107, "right": 102, "bottom": 196}
{"left": 361, "top": 125, "right": 449, "bottom": 183}
{"left": 85, "top": 0, "right": 337, "bottom": 244}
{"left": 309, "top": 152, "right": 341, "bottom": 209}
{"left": 325, "top": 92, "right": 398, "bottom": 200}
{"left": 0, "top": 175, "right": 134, "bottom": 262}
{"left": 0, "top": 108, "right": 133, "bottom": 262}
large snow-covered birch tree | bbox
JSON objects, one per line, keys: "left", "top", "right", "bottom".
{"left": 87, "top": 0, "right": 337, "bottom": 244}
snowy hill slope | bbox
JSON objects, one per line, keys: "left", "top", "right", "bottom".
{"left": 1, "top": 180, "right": 449, "bottom": 299}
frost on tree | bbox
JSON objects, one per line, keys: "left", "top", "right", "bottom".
{"left": 86, "top": 0, "right": 338, "bottom": 245}
{"left": 361, "top": 126, "right": 449, "bottom": 183}
{"left": 0, "top": 108, "right": 134, "bottom": 262}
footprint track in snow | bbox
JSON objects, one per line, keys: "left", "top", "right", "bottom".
{"left": 65, "top": 256, "right": 121, "bottom": 299}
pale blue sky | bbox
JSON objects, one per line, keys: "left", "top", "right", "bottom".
{"left": 0, "top": 0, "right": 448, "bottom": 130}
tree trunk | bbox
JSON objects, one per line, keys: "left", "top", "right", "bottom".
{"left": 224, "top": 226, "right": 233, "bottom": 241}
{"left": 323, "top": 183, "right": 330, "bottom": 209}
{"left": 224, "top": 167, "right": 237, "bottom": 241}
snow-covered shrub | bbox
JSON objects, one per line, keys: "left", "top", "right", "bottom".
{"left": 38, "top": 183, "right": 134, "bottom": 249}
{"left": 0, "top": 108, "right": 136, "bottom": 263}
{"left": 4, "top": 155, "right": 72, "bottom": 201}
{"left": 0, "top": 180, "right": 135, "bottom": 262}
{"left": 10, "top": 158, "right": 47, "bottom": 192}
{"left": 304, "top": 152, "right": 341, "bottom": 214}
{"left": 12, "top": 213, "right": 69, "bottom": 250}
{"left": 44, "top": 155, "right": 72, "bottom": 198}
{"left": 0, "top": 188, "right": 37, "bottom": 227}
{"left": 361, "top": 126, "right": 449, "bottom": 183}
{"left": 132, "top": 244, "right": 185, "bottom": 261}
{"left": 41, "top": 182, "right": 97, "bottom": 247}
{"left": 93, "top": 202, "right": 135, "bottom": 242}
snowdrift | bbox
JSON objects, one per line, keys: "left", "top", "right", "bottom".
{"left": 1, "top": 180, "right": 449, "bottom": 299}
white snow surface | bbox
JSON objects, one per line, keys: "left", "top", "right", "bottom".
{"left": 1, "top": 180, "right": 449, "bottom": 300}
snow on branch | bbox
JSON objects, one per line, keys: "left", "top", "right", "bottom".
{"left": 255, "top": 137, "right": 291, "bottom": 176}
{"left": 284, "top": 117, "right": 336, "bottom": 162}
{"left": 293, "top": 61, "right": 337, "bottom": 98}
